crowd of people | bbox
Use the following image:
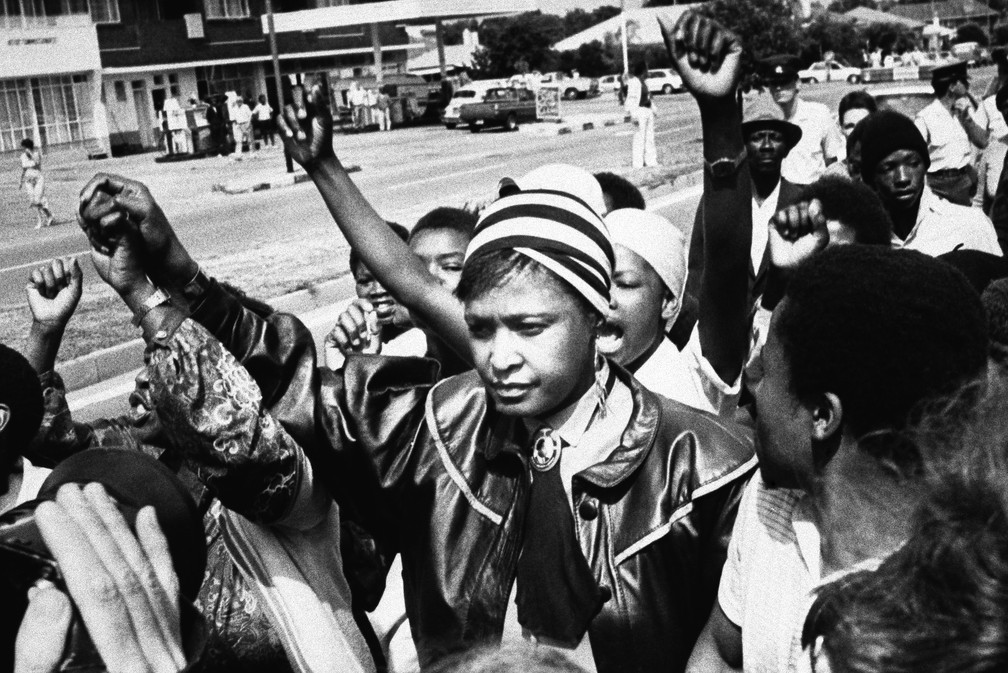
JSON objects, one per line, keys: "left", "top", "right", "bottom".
{"left": 6, "top": 9, "right": 1008, "bottom": 673}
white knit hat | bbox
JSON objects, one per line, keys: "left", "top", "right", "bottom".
{"left": 604, "top": 208, "right": 688, "bottom": 301}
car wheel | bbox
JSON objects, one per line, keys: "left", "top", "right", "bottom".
{"left": 564, "top": 87, "right": 579, "bottom": 100}
{"left": 505, "top": 114, "right": 518, "bottom": 132}
{"left": 444, "top": 123, "right": 456, "bottom": 130}
{"left": 847, "top": 74, "right": 861, "bottom": 84}
{"left": 662, "top": 84, "right": 673, "bottom": 95}
{"left": 469, "top": 123, "right": 481, "bottom": 133}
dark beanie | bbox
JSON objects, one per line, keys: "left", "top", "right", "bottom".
{"left": 859, "top": 110, "right": 930, "bottom": 184}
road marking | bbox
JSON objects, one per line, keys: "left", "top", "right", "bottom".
{"left": 67, "top": 377, "right": 136, "bottom": 412}
{"left": 647, "top": 183, "right": 703, "bottom": 211}
{"left": 1, "top": 250, "right": 91, "bottom": 274}
{"left": 386, "top": 162, "right": 508, "bottom": 190}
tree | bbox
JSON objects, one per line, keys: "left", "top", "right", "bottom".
{"left": 473, "top": 11, "right": 566, "bottom": 77}
{"left": 799, "top": 14, "right": 865, "bottom": 66}
{"left": 700, "top": 0, "right": 802, "bottom": 74}
{"left": 861, "top": 21, "right": 920, "bottom": 56}
{"left": 831, "top": 0, "right": 877, "bottom": 12}
{"left": 563, "top": 6, "right": 621, "bottom": 38}
{"left": 441, "top": 19, "right": 478, "bottom": 47}
{"left": 955, "top": 22, "right": 989, "bottom": 46}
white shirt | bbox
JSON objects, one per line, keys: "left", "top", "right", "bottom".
{"left": 751, "top": 182, "right": 782, "bottom": 272}
{"left": 634, "top": 337, "right": 739, "bottom": 417}
{"left": 252, "top": 102, "right": 273, "bottom": 121}
{"left": 895, "top": 185, "right": 1001, "bottom": 256}
{"left": 625, "top": 77, "right": 645, "bottom": 113}
{"left": 233, "top": 103, "right": 253, "bottom": 125}
{"left": 914, "top": 98, "right": 975, "bottom": 171}
{"left": 718, "top": 474, "right": 818, "bottom": 673}
{"left": 973, "top": 94, "right": 1008, "bottom": 142}
{"left": 780, "top": 98, "right": 844, "bottom": 185}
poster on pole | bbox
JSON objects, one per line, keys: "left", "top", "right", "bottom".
{"left": 536, "top": 86, "right": 561, "bottom": 122}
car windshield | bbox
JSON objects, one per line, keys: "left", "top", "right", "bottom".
{"left": 874, "top": 91, "right": 933, "bottom": 118}
{"left": 454, "top": 90, "right": 477, "bottom": 99}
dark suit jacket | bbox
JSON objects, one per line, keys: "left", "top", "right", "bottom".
{"left": 669, "top": 177, "right": 803, "bottom": 349}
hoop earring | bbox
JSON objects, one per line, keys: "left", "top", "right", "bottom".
{"left": 593, "top": 344, "right": 608, "bottom": 417}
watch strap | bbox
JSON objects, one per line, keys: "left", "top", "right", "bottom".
{"left": 704, "top": 147, "right": 747, "bottom": 178}
{"left": 181, "top": 267, "right": 212, "bottom": 304}
{"left": 132, "top": 288, "right": 171, "bottom": 327}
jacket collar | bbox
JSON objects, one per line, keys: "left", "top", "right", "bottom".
{"left": 428, "top": 365, "right": 661, "bottom": 490}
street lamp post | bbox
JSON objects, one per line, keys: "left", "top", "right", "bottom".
{"left": 621, "top": 0, "right": 629, "bottom": 78}
{"left": 265, "top": 0, "right": 294, "bottom": 173}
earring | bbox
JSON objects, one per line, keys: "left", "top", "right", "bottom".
{"left": 593, "top": 343, "right": 608, "bottom": 417}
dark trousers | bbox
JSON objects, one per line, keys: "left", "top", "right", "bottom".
{"left": 927, "top": 166, "right": 977, "bottom": 206}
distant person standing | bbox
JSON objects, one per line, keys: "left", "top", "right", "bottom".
{"left": 252, "top": 94, "right": 275, "bottom": 148}
{"left": 19, "top": 138, "right": 54, "bottom": 229}
{"left": 376, "top": 87, "right": 391, "bottom": 132}
{"left": 625, "top": 61, "right": 657, "bottom": 168}
{"left": 915, "top": 61, "right": 988, "bottom": 205}
{"left": 348, "top": 81, "right": 366, "bottom": 130}
{"left": 760, "top": 55, "right": 844, "bottom": 184}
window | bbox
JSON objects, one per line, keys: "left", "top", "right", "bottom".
{"left": 203, "top": 0, "right": 248, "bottom": 19}
{"left": 89, "top": 0, "right": 119, "bottom": 23}
{"left": 195, "top": 64, "right": 257, "bottom": 101}
{"left": 0, "top": 75, "right": 94, "bottom": 151}
{"left": 114, "top": 80, "right": 126, "bottom": 101}
{"left": 1, "top": 0, "right": 45, "bottom": 28}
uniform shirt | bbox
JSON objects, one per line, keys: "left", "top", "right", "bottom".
{"left": 624, "top": 77, "right": 643, "bottom": 113}
{"left": 972, "top": 94, "right": 1008, "bottom": 142}
{"left": 896, "top": 185, "right": 1001, "bottom": 256}
{"left": 780, "top": 99, "right": 844, "bottom": 185}
{"left": 252, "top": 102, "right": 273, "bottom": 121}
{"left": 233, "top": 103, "right": 253, "bottom": 125}
{"left": 914, "top": 98, "right": 975, "bottom": 171}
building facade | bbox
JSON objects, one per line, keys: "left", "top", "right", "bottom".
{"left": 0, "top": 0, "right": 413, "bottom": 155}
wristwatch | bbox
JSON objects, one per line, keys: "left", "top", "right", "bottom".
{"left": 132, "top": 288, "right": 171, "bottom": 327}
{"left": 704, "top": 148, "right": 747, "bottom": 179}
{"left": 181, "top": 267, "right": 212, "bottom": 304}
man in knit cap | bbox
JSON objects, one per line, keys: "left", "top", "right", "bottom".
{"left": 859, "top": 109, "right": 999, "bottom": 256}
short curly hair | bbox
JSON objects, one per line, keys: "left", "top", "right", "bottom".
{"left": 778, "top": 246, "right": 988, "bottom": 437}
{"left": 410, "top": 207, "right": 477, "bottom": 242}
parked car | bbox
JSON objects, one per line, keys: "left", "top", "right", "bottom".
{"left": 538, "top": 71, "right": 601, "bottom": 100}
{"left": 644, "top": 69, "right": 684, "bottom": 95}
{"left": 866, "top": 82, "right": 934, "bottom": 119}
{"left": 798, "top": 60, "right": 862, "bottom": 84}
{"left": 952, "top": 41, "right": 992, "bottom": 67}
{"left": 441, "top": 79, "right": 506, "bottom": 129}
{"left": 598, "top": 73, "right": 623, "bottom": 93}
{"left": 459, "top": 87, "right": 538, "bottom": 132}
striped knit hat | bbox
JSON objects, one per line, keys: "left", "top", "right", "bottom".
{"left": 465, "top": 189, "right": 615, "bottom": 315}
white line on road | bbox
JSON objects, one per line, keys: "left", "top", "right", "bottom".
{"left": 646, "top": 183, "right": 703, "bottom": 211}
{"left": 385, "top": 162, "right": 507, "bottom": 190}
{"left": 2, "top": 249, "right": 91, "bottom": 274}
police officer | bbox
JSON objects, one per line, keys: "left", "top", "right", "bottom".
{"left": 914, "top": 60, "right": 988, "bottom": 205}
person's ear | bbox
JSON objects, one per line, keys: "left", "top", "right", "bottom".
{"left": 0, "top": 404, "right": 10, "bottom": 437}
{"left": 811, "top": 393, "right": 842, "bottom": 442}
{"left": 660, "top": 291, "right": 680, "bottom": 323}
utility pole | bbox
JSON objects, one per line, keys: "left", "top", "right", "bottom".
{"left": 620, "top": 0, "right": 629, "bottom": 78}
{"left": 265, "top": 0, "right": 294, "bottom": 173}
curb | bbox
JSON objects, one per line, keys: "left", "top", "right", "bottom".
{"left": 58, "top": 273, "right": 356, "bottom": 392}
{"left": 212, "top": 165, "right": 361, "bottom": 195}
{"left": 519, "top": 113, "right": 630, "bottom": 137}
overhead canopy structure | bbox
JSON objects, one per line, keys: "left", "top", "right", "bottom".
{"left": 842, "top": 7, "right": 926, "bottom": 30}
{"left": 261, "top": 0, "right": 536, "bottom": 83}
{"left": 552, "top": 5, "right": 698, "bottom": 52}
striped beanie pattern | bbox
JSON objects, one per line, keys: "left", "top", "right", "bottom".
{"left": 464, "top": 189, "right": 615, "bottom": 315}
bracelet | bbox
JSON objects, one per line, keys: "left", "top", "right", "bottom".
{"left": 181, "top": 267, "right": 212, "bottom": 303}
{"left": 132, "top": 288, "right": 171, "bottom": 327}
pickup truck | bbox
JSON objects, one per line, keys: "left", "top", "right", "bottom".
{"left": 459, "top": 87, "right": 538, "bottom": 132}
{"left": 538, "top": 71, "right": 601, "bottom": 100}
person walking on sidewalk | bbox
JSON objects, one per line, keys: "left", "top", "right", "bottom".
{"left": 252, "top": 94, "right": 275, "bottom": 148}
{"left": 376, "top": 87, "right": 391, "bottom": 132}
{"left": 626, "top": 61, "right": 658, "bottom": 168}
{"left": 19, "top": 138, "right": 54, "bottom": 229}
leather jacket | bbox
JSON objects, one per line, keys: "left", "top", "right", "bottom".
{"left": 190, "top": 281, "right": 757, "bottom": 673}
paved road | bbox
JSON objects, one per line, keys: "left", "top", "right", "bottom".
{"left": 2, "top": 72, "right": 996, "bottom": 306}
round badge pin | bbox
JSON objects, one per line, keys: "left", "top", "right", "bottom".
{"left": 531, "top": 432, "right": 561, "bottom": 472}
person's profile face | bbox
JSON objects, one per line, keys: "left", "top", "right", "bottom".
{"left": 873, "top": 149, "right": 926, "bottom": 213}
{"left": 847, "top": 141, "right": 862, "bottom": 181}
{"left": 464, "top": 270, "right": 596, "bottom": 419}
{"left": 353, "top": 264, "right": 400, "bottom": 326}
{"left": 409, "top": 228, "right": 470, "bottom": 294}
{"left": 841, "top": 108, "right": 870, "bottom": 137}
{"left": 598, "top": 244, "right": 675, "bottom": 367}
{"left": 748, "top": 303, "right": 815, "bottom": 489}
